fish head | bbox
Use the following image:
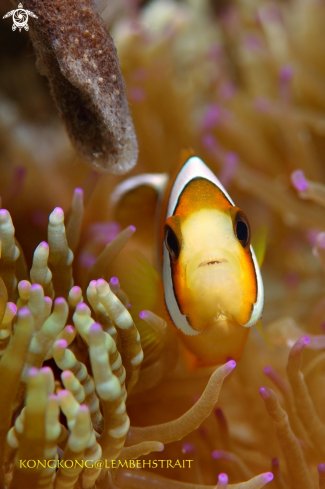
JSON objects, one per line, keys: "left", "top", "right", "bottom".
{"left": 165, "top": 201, "right": 256, "bottom": 332}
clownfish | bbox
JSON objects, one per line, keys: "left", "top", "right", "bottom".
{"left": 111, "top": 151, "right": 264, "bottom": 366}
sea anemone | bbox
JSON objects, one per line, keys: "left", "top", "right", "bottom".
{"left": 0, "top": 196, "right": 273, "bottom": 489}
{"left": 1, "top": 0, "right": 325, "bottom": 488}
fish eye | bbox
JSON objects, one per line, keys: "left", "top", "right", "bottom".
{"left": 234, "top": 212, "right": 251, "bottom": 248}
{"left": 164, "top": 226, "right": 180, "bottom": 259}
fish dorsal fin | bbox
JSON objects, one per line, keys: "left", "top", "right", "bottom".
{"left": 111, "top": 173, "right": 168, "bottom": 238}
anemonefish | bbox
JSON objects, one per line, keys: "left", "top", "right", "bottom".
{"left": 111, "top": 151, "right": 264, "bottom": 365}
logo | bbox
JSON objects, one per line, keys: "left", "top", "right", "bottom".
{"left": 3, "top": 3, "right": 37, "bottom": 32}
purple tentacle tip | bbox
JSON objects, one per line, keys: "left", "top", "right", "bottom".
{"left": 90, "top": 322, "right": 102, "bottom": 334}
{"left": 0, "top": 209, "right": 9, "bottom": 221}
{"left": 96, "top": 278, "right": 106, "bottom": 287}
{"left": 202, "top": 104, "right": 220, "bottom": 130}
{"left": 218, "top": 473, "right": 228, "bottom": 484}
{"left": 279, "top": 64, "right": 294, "bottom": 82}
{"left": 53, "top": 206, "right": 64, "bottom": 216}
{"left": 301, "top": 336, "right": 310, "bottom": 346}
{"left": 41, "top": 366, "right": 51, "bottom": 373}
{"left": 182, "top": 442, "right": 196, "bottom": 454}
{"left": 272, "top": 457, "right": 279, "bottom": 467}
{"left": 130, "top": 225, "right": 136, "bottom": 232}
{"left": 15, "top": 166, "right": 26, "bottom": 177}
{"left": 110, "top": 277, "right": 119, "bottom": 286}
{"left": 28, "top": 367, "right": 38, "bottom": 377}
{"left": 212, "top": 450, "right": 229, "bottom": 461}
{"left": 30, "top": 283, "right": 42, "bottom": 292}
{"left": 263, "top": 472, "right": 274, "bottom": 482}
{"left": 139, "top": 311, "right": 147, "bottom": 320}
{"left": 318, "top": 463, "right": 325, "bottom": 473}
{"left": 259, "top": 386, "right": 269, "bottom": 399}
{"left": 79, "top": 404, "right": 89, "bottom": 413}
{"left": 76, "top": 302, "right": 86, "bottom": 312}
{"left": 291, "top": 169, "right": 308, "bottom": 192}
{"left": 263, "top": 366, "right": 272, "bottom": 375}
{"left": 202, "top": 133, "right": 217, "bottom": 150}
{"left": 227, "top": 360, "right": 236, "bottom": 369}
{"left": 225, "top": 151, "right": 238, "bottom": 166}
{"left": 18, "top": 307, "right": 30, "bottom": 317}
{"left": 129, "top": 87, "right": 146, "bottom": 103}
{"left": 56, "top": 339, "right": 68, "bottom": 349}
{"left": 317, "top": 232, "right": 325, "bottom": 250}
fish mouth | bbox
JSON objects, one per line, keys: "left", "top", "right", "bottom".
{"left": 198, "top": 257, "right": 228, "bottom": 267}
{"left": 186, "top": 248, "right": 242, "bottom": 285}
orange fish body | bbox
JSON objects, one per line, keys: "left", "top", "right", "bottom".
{"left": 112, "top": 153, "right": 264, "bottom": 365}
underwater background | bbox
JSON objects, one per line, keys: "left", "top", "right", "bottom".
{"left": 1, "top": 0, "right": 325, "bottom": 487}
